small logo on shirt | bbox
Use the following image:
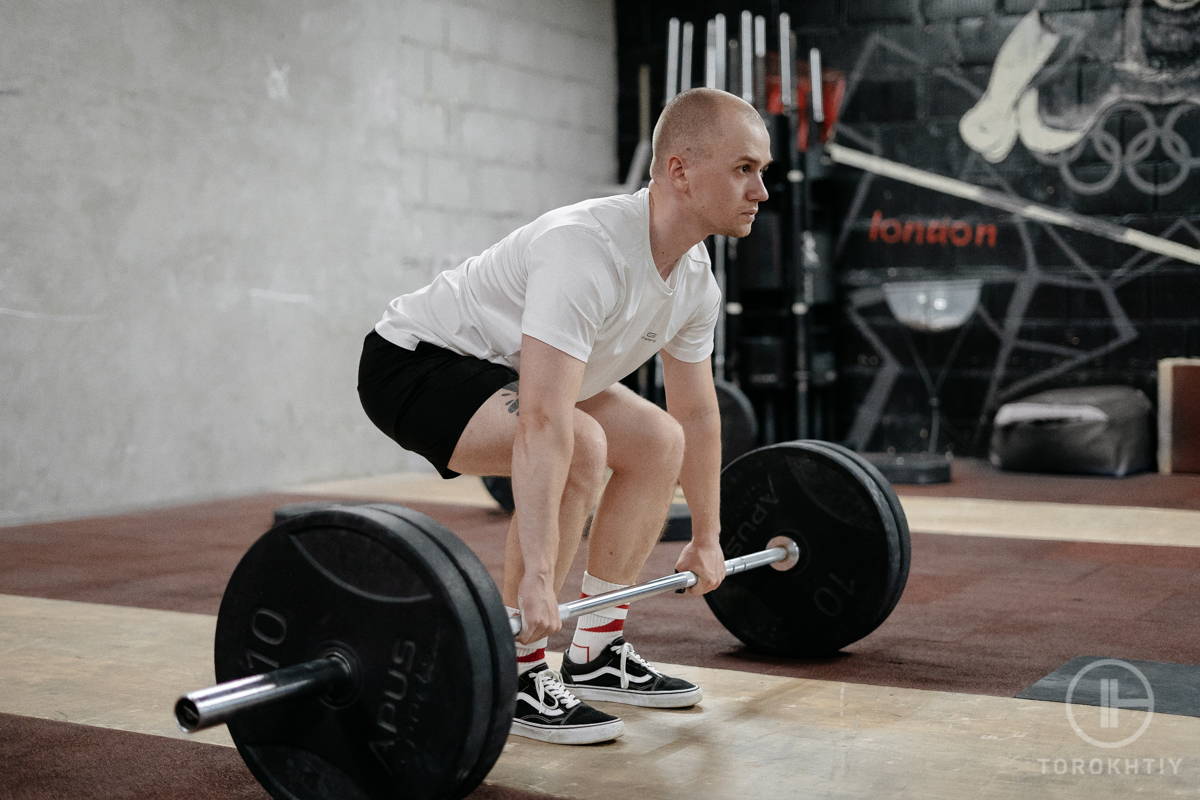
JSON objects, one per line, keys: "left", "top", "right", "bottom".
{"left": 642, "top": 331, "right": 658, "bottom": 342}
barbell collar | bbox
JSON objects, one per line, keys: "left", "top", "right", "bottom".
{"left": 174, "top": 654, "right": 352, "bottom": 733}
{"left": 509, "top": 539, "right": 799, "bottom": 637}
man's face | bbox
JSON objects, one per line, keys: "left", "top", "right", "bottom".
{"left": 684, "top": 112, "right": 772, "bottom": 238}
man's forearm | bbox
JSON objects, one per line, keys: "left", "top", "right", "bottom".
{"left": 511, "top": 416, "right": 574, "bottom": 578}
{"left": 673, "top": 410, "right": 722, "bottom": 546}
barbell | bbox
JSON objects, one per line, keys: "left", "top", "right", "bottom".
{"left": 174, "top": 439, "right": 910, "bottom": 799}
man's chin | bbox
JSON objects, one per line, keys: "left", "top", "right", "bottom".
{"left": 726, "top": 221, "right": 756, "bottom": 238}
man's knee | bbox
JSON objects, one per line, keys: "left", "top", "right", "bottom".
{"left": 568, "top": 411, "right": 608, "bottom": 494}
{"left": 640, "top": 410, "right": 685, "bottom": 475}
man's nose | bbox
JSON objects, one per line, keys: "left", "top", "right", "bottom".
{"left": 750, "top": 173, "right": 769, "bottom": 202}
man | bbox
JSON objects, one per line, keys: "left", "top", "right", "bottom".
{"left": 358, "top": 88, "right": 771, "bottom": 745}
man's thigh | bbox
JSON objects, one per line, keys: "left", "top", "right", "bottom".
{"left": 449, "top": 382, "right": 613, "bottom": 477}
{"left": 446, "top": 382, "right": 521, "bottom": 476}
{"left": 575, "top": 383, "right": 680, "bottom": 471}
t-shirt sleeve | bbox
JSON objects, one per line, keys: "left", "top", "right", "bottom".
{"left": 521, "top": 226, "right": 622, "bottom": 362}
{"left": 664, "top": 274, "right": 721, "bottom": 363}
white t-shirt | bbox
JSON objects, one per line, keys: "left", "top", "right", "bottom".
{"left": 375, "top": 189, "right": 720, "bottom": 401}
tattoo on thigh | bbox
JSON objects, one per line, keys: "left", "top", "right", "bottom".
{"left": 500, "top": 381, "right": 519, "bottom": 415}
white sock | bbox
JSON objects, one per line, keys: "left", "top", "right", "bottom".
{"left": 507, "top": 605, "right": 547, "bottom": 675}
{"left": 567, "top": 572, "right": 630, "bottom": 665}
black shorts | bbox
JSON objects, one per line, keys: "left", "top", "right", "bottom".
{"left": 357, "top": 330, "right": 518, "bottom": 479}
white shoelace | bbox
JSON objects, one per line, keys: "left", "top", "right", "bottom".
{"left": 614, "top": 641, "right": 660, "bottom": 689}
{"left": 534, "top": 669, "right": 581, "bottom": 709}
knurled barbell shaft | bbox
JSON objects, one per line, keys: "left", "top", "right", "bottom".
{"left": 509, "top": 540, "right": 800, "bottom": 637}
{"left": 175, "top": 654, "right": 351, "bottom": 733}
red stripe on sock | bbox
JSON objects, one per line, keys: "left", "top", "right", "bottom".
{"left": 516, "top": 648, "right": 545, "bottom": 663}
{"left": 582, "top": 618, "right": 625, "bottom": 634}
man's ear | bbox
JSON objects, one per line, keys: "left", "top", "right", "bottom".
{"left": 666, "top": 154, "right": 688, "bottom": 190}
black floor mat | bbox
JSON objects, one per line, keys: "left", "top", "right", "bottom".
{"left": 1017, "top": 656, "right": 1200, "bottom": 718}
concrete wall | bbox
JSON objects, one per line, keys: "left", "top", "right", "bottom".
{"left": 2, "top": 0, "right": 616, "bottom": 523}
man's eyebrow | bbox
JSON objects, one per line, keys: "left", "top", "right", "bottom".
{"left": 736, "top": 156, "right": 773, "bottom": 167}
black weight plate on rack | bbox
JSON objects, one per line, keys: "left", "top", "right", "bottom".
{"left": 800, "top": 441, "right": 911, "bottom": 629}
{"left": 715, "top": 379, "right": 758, "bottom": 466}
{"left": 481, "top": 476, "right": 515, "bottom": 513}
{"left": 363, "top": 503, "right": 515, "bottom": 797}
{"left": 705, "top": 441, "right": 904, "bottom": 656}
{"left": 214, "top": 506, "right": 491, "bottom": 800}
{"left": 274, "top": 501, "right": 371, "bottom": 525}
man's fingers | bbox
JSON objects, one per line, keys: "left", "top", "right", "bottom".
{"left": 515, "top": 613, "right": 560, "bottom": 644}
{"left": 683, "top": 572, "right": 722, "bottom": 595}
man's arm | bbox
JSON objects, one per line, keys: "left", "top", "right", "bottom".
{"left": 661, "top": 352, "right": 726, "bottom": 593}
{"left": 510, "top": 334, "right": 587, "bottom": 642}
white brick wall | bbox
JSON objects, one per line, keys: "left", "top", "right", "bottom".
{"left": 2, "top": 0, "right": 616, "bottom": 522}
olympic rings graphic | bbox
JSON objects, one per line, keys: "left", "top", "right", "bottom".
{"left": 1030, "top": 101, "right": 1200, "bottom": 196}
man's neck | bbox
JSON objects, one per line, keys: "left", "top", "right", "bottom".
{"left": 647, "top": 182, "right": 706, "bottom": 282}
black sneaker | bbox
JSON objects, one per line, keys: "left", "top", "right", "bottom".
{"left": 511, "top": 664, "right": 624, "bottom": 745}
{"left": 560, "top": 637, "right": 702, "bottom": 708}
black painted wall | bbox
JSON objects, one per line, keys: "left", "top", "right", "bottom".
{"left": 616, "top": 0, "right": 1200, "bottom": 457}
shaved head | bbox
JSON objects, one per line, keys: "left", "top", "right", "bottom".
{"left": 650, "top": 88, "right": 764, "bottom": 178}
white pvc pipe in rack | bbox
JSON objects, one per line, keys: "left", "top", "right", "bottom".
{"left": 779, "top": 12, "right": 792, "bottom": 111}
{"left": 665, "top": 18, "right": 680, "bottom": 100}
{"left": 810, "top": 48, "right": 824, "bottom": 124}
{"left": 740, "top": 11, "right": 752, "bottom": 103}
{"left": 680, "top": 21, "right": 694, "bottom": 92}
{"left": 705, "top": 19, "right": 716, "bottom": 89}
{"left": 714, "top": 13, "right": 727, "bottom": 90}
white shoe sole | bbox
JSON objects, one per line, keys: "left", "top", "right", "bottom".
{"left": 563, "top": 684, "right": 703, "bottom": 708}
{"left": 510, "top": 717, "right": 624, "bottom": 745}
